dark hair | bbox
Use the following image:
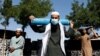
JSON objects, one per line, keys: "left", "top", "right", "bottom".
{"left": 78, "top": 29, "right": 87, "bottom": 36}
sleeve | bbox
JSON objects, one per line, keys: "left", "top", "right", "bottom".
{"left": 29, "top": 20, "right": 46, "bottom": 33}
{"left": 9, "top": 37, "right": 14, "bottom": 48}
{"left": 65, "top": 27, "right": 75, "bottom": 38}
{"left": 88, "top": 29, "right": 98, "bottom": 39}
{"left": 14, "top": 36, "right": 25, "bottom": 50}
{"left": 65, "top": 27, "right": 81, "bottom": 40}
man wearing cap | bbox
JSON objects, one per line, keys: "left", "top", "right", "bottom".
{"left": 8, "top": 28, "right": 25, "bottom": 56}
{"left": 28, "top": 11, "right": 75, "bottom": 56}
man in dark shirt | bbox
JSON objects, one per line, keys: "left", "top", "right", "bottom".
{"left": 28, "top": 11, "right": 75, "bottom": 56}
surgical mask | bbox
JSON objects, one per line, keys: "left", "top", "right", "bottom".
{"left": 51, "top": 19, "right": 59, "bottom": 25}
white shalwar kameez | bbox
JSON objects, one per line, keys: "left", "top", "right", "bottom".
{"left": 8, "top": 36, "right": 25, "bottom": 56}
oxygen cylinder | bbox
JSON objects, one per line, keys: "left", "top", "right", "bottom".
{"left": 31, "top": 18, "right": 70, "bottom": 25}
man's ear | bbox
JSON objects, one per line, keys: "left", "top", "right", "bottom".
{"left": 58, "top": 15, "right": 60, "bottom": 19}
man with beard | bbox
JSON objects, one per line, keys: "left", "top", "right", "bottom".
{"left": 29, "top": 11, "right": 76, "bottom": 56}
{"left": 8, "top": 28, "right": 25, "bottom": 56}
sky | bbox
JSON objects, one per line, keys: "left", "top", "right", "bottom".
{"left": 1, "top": 0, "right": 100, "bottom": 41}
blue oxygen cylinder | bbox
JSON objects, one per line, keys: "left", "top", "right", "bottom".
{"left": 31, "top": 18, "right": 70, "bottom": 25}
{"left": 60, "top": 19, "right": 70, "bottom": 25}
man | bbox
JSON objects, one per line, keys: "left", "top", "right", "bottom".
{"left": 78, "top": 28, "right": 92, "bottom": 56}
{"left": 77, "top": 26, "right": 99, "bottom": 56}
{"left": 8, "top": 28, "right": 25, "bottom": 56}
{"left": 29, "top": 11, "right": 75, "bottom": 56}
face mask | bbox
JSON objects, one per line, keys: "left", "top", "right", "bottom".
{"left": 51, "top": 19, "right": 59, "bottom": 25}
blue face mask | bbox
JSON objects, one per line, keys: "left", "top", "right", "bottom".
{"left": 51, "top": 19, "right": 59, "bottom": 25}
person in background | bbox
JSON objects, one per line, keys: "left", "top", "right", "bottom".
{"left": 8, "top": 28, "right": 25, "bottom": 56}
{"left": 78, "top": 28, "right": 92, "bottom": 56}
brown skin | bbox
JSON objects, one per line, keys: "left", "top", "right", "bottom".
{"left": 51, "top": 14, "right": 59, "bottom": 19}
{"left": 9, "top": 47, "right": 15, "bottom": 53}
{"left": 15, "top": 30, "right": 22, "bottom": 38}
{"left": 29, "top": 15, "right": 35, "bottom": 20}
{"left": 83, "top": 29, "right": 87, "bottom": 34}
{"left": 9, "top": 30, "right": 22, "bottom": 53}
{"left": 80, "top": 29, "right": 92, "bottom": 56}
{"left": 69, "top": 20, "right": 74, "bottom": 29}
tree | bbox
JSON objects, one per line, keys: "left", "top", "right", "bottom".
{"left": 1, "top": 0, "right": 13, "bottom": 41}
{"left": 1, "top": 0, "right": 13, "bottom": 55}
{"left": 1, "top": 0, "right": 52, "bottom": 31}
{"left": 0, "top": 0, "right": 3, "bottom": 19}
{"left": 87, "top": 0, "right": 100, "bottom": 28}
{"left": 67, "top": 0, "right": 100, "bottom": 28}
{"left": 67, "top": 0, "right": 87, "bottom": 27}
{"left": 0, "top": 0, "right": 2, "bottom": 11}
{"left": 15, "top": 0, "right": 52, "bottom": 31}
{"left": 2, "top": 0, "right": 12, "bottom": 24}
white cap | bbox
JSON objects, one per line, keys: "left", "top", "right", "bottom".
{"left": 16, "top": 28, "right": 22, "bottom": 32}
{"left": 51, "top": 11, "right": 60, "bottom": 15}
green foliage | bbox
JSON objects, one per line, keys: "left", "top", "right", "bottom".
{"left": 1, "top": 0, "right": 52, "bottom": 31}
{"left": 88, "top": 0, "right": 100, "bottom": 28}
{"left": 17, "top": 0, "right": 52, "bottom": 31}
{"left": 0, "top": 0, "right": 3, "bottom": 19}
{"left": 1, "top": 0, "right": 12, "bottom": 25}
{"left": 67, "top": 0, "right": 100, "bottom": 28}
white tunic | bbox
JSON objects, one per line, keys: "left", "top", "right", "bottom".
{"left": 41, "top": 22, "right": 66, "bottom": 56}
{"left": 8, "top": 36, "right": 25, "bottom": 56}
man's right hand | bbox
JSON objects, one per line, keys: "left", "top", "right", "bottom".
{"left": 9, "top": 47, "right": 15, "bottom": 53}
{"left": 29, "top": 15, "right": 35, "bottom": 20}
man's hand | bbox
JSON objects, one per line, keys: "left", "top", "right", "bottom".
{"left": 70, "top": 20, "right": 74, "bottom": 28}
{"left": 29, "top": 15, "right": 35, "bottom": 20}
{"left": 9, "top": 47, "right": 15, "bottom": 53}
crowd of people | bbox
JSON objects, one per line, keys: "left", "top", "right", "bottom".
{"left": 28, "top": 11, "right": 99, "bottom": 56}
{"left": 7, "top": 11, "right": 99, "bottom": 56}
